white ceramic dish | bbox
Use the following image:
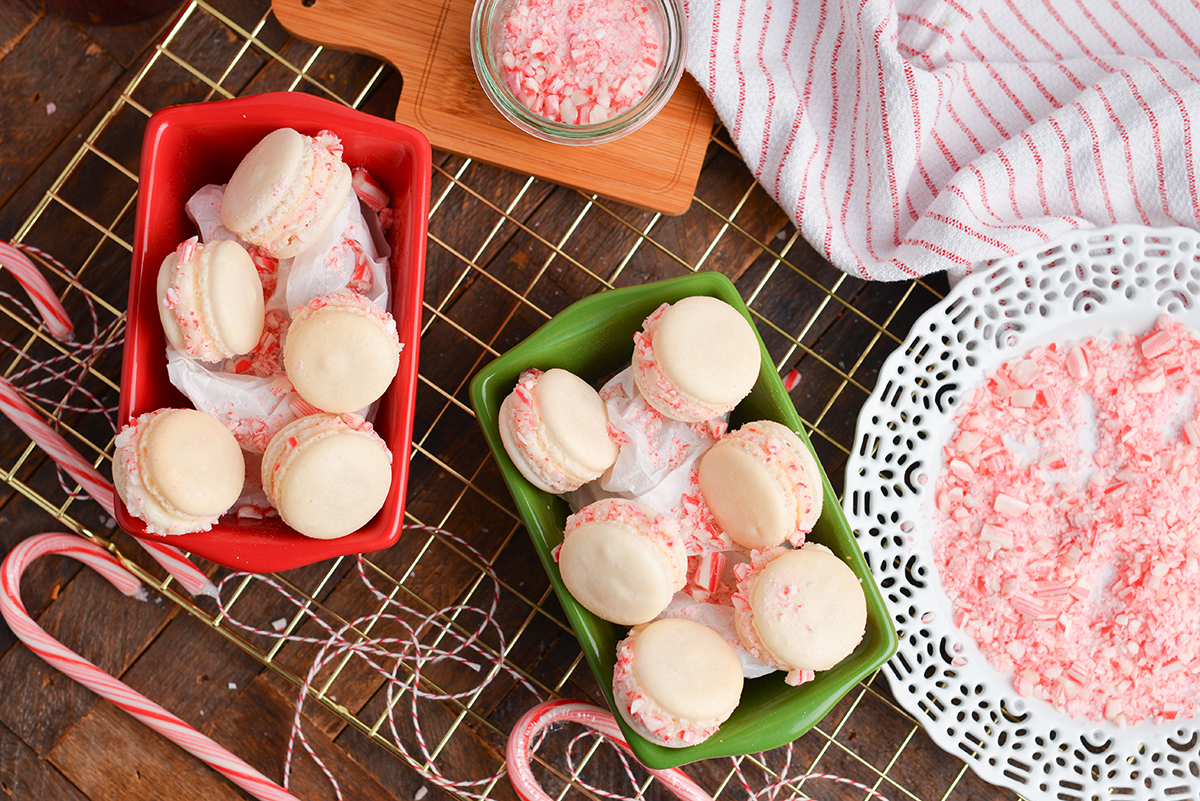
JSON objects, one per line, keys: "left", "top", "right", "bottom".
{"left": 845, "top": 224, "right": 1200, "bottom": 801}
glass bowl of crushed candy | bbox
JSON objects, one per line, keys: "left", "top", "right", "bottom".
{"left": 470, "top": 0, "right": 686, "bottom": 145}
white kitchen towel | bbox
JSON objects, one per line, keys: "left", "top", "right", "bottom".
{"left": 683, "top": 0, "right": 1200, "bottom": 281}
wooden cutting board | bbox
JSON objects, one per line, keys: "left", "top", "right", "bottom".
{"left": 273, "top": 0, "right": 716, "bottom": 214}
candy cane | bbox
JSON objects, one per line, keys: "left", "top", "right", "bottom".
{"left": 506, "top": 700, "right": 713, "bottom": 801}
{"left": 0, "top": 533, "right": 299, "bottom": 801}
{"left": 0, "top": 241, "right": 74, "bottom": 341}
{"left": 0, "top": 376, "right": 212, "bottom": 597}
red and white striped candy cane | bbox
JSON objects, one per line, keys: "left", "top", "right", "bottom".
{"left": 506, "top": 700, "right": 713, "bottom": 801}
{"left": 0, "top": 376, "right": 212, "bottom": 597}
{"left": 0, "top": 241, "right": 74, "bottom": 341}
{"left": 0, "top": 533, "right": 300, "bottom": 801}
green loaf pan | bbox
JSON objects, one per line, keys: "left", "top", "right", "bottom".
{"left": 470, "top": 270, "right": 897, "bottom": 769}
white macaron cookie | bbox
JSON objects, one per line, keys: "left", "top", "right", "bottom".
{"left": 631, "top": 296, "right": 761, "bottom": 423}
{"left": 498, "top": 367, "right": 619, "bottom": 494}
{"left": 557, "top": 498, "right": 686, "bottom": 626}
{"left": 221, "top": 127, "right": 352, "bottom": 259}
{"left": 697, "top": 419, "right": 824, "bottom": 549}
{"left": 282, "top": 290, "right": 401, "bottom": 415}
{"left": 612, "top": 618, "right": 744, "bottom": 748}
{"left": 260, "top": 413, "right": 393, "bottom": 539}
{"left": 156, "top": 237, "right": 265, "bottom": 362}
{"left": 113, "top": 407, "right": 245, "bottom": 535}
{"left": 732, "top": 544, "right": 867, "bottom": 684}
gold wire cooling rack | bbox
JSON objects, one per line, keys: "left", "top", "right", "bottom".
{"left": 0, "top": 2, "right": 1010, "bottom": 800}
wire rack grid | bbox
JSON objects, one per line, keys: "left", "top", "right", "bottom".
{"left": 0, "top": 2, "right": 1011, "bottom": 801}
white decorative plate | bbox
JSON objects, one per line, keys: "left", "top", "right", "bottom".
{"left": 844, "top": 225, "right": 1200, "bottom": 801}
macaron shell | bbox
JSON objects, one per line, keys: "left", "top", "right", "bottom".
{"left": 204, "top": 240, "right": 266, "bottom": 355}
{"left": 142, "top": 408, "right": 244, "bottom": 518}
{"left": 697, "top": 439, "right": 796, "bottom": 549}
{"left": 653, "top": 296, "right": 760, "bottom": 407}
{"left": 533, "top": 368, "right": 619, "bottom": 475}
{"left": 558, "top": 520, "right": 677, "bottom": 625}
{"left": 220, "top": 128, "right": 307, "bottom": 234}
{"left": 273, "top": 428, "right": 392, "bottom": 540}
{"left": 284, "top": 306, "right": 400, "bottom": 414}
{"left": 632, "top": 618, "right": 743, "bottom": 722}
{"left": 749, "top": 547, "right": 867, "bottom": 671}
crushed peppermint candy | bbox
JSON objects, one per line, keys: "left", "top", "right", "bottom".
{"left": 498, "top": 0, "right": 661, "bottom": 125}
{"left": 933, "top": 315, "right": 1200, "bottom": 726}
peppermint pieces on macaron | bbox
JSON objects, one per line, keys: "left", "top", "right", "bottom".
{"left": 283, "top": 290, "right": 402, "bottom": 415}
{"left": 498, "top": 367, "right": 619, "bottom": 493}
{"left": 732, "top": 544, "right": 867, "bottom": 685}
{"left": 631, "top": 296, "right": 761, "bottom": 423}
{"left": 260, "top": 413, "right": 393, "bottom": 540}
{"left": 220, "top": 127, "right": 352, "bottom": 259}
{"left": 612, "top": 617, "right": 744, "bottom": 748}
{"left": 557, "top": 498, "right": 686, "bottom": 626}
{"left": 156, "top": 237, "right": 265, "bottom": 362}
{"left": 697, "top": 419, "right": 824, "bottom": 549}
{"left": 113, "top": 408, "right": 245, "bottom": 536}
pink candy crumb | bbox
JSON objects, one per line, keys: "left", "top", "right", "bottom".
{"left": 932, "top": 316, "right": 1200, "bottom": 727}
{"left": 498, "top": 0, "right": 661, "bottom": 125}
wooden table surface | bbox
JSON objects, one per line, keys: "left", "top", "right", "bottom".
{"left": 0, "top": 3, "right": 1020, "bottom": 801}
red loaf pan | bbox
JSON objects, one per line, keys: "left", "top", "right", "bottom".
{"left": 119, "top": 92, "right": 431, "bottom": 573}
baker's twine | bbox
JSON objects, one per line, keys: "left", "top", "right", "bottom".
{"left": 0, "top": 240, "right": 893, "bottom": 801}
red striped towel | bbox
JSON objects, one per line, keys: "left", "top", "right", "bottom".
{"left": 684, "top": 0, "right": 1200, "bottom": 281}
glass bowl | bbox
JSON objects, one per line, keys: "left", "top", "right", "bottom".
{"left": 469, "top": 0, "right": 687, "bottom": 145}
{"left": 119, "top": 92, "right": 431, "bottom": 574}
{"left": 469, "top": 271, "right": 898, "bottom": 769}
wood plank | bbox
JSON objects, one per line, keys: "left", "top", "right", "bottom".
{"left": 0, "top": 12, "right": 125, "bottom": 214}
{"left": 117, "top": 610, "right": 268, "bottom": 734}
{"left": 271, "top": 0, "right": 716, "bottom": 215}
{"left": 0, "top": 717, "right": 91, "bottom": 801}
{"left": 47, "top": 701, "right": 249, "bottom": 801}
{"left": 54, "top": 2, "right": 182, "bottom": 69}
{"left": 0, "top": 0, "right": 42, "bottom": 59}
{"left": 207, "top": 672, "right": 401, "bottom": 801}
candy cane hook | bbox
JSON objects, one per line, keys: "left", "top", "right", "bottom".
{"left": 507, "top": 700, "right": 713, "bottom": 801}
{"left": 0, "top": 241, "right": 74, "bottom": 341}
{"left": 0, "top": 533, "right": 300, "bottom": 801}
